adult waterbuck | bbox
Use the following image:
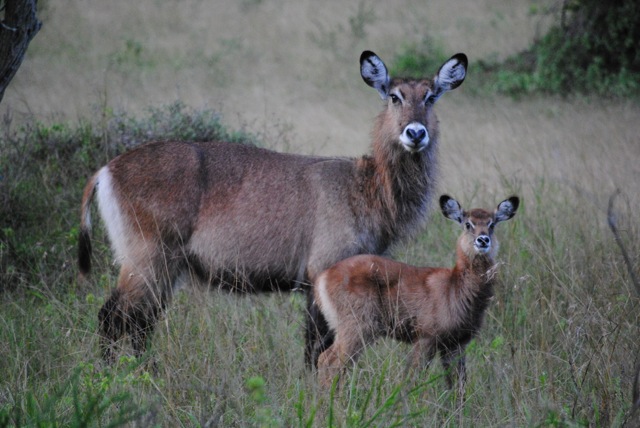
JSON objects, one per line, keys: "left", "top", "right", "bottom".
{"left": 314, "top": 195, "right": 519, "bottom": 396}
{"left": 78, "top": 50, "right": 468, "bottom": 366}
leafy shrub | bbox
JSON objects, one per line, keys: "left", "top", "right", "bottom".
{"left": 389, "top": 35, "right": 449, "bottom": 79}
{"left": 487, "top": 0, "right": 640, "bottom": 97}
{"left": 394, "top": 0, "right": 640, "bottom": 97}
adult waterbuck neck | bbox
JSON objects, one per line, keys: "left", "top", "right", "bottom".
{"left": 314, "top": 195, "right": 519, "bottom": 396}
{"left": 78, "top": 50, "right": 468, "bottom": 366}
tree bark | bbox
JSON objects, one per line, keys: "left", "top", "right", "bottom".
{"left": 0, "top": 0, "right": 42, "bottom": 104}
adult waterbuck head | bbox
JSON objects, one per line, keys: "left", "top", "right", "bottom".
{"left": 78, "top": 50, "right": 467, "bottom": 366}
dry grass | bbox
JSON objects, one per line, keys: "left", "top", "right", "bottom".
{"left": 1, "top": 0, "right": 639, "bottom": 426}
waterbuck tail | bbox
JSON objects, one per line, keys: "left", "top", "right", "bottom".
{"left": 78, "top": 173, "right": 98, "bottom": 276}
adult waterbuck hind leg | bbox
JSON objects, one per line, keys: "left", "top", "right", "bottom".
{"left": 80, "top": 151, "right": 202, "bottom": 363}
{"left": 78, "top": 49, "right": 467, "bottom": 367}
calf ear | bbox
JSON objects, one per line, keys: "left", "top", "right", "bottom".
{"left": 433, "top": 53, "right": 468, "bottom": 100}
{"left": 440, "top": 195, "right": 464, "bottom": 224}
{"left": 495, "top": 196, "right": 520, "bottom": 223}
{"left": 360, "top": 50, "right": 390, "bottom": 100}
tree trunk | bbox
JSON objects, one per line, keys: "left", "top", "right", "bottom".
{"left": 0, "top": 0, "right": 42, "bottom": 104}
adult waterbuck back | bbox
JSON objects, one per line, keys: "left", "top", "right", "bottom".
{"left": 78, "top": 50, "right": 468, "bottom": 365}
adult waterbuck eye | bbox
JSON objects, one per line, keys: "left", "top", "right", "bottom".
{"left": 465, "top": 222, "right": 472, "bottom": 230}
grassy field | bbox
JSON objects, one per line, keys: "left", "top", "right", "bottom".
{"left": 1, "top": 0, "right": 640, "bottom": 426}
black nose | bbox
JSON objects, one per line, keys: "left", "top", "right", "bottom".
{"left": 476, "top": 235, "right": 490, "bottom": 248}
{"left": 406, "top": 127, "right": 426, "bottom": 143}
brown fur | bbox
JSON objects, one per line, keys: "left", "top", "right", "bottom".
{"left": 78, "top": 51, "right": 467, "bottom": 365}
{"left": 314, "top": 195, "right": 519, "bottom": 396}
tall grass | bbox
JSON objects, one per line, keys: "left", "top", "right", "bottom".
{"left": 0, "top": 102, "right": 638, "bottom": 426}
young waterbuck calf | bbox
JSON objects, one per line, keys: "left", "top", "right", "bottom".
{"left": 314, "top": 195, "right": 519, "bottom": 393}
{"left": 78, "top": 50, "right": 467, "bottom": 366}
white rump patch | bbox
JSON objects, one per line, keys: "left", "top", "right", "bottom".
{"left": 316, "top": 275, "right": 340, "bottom": 331}
{"left": 95, "top": 167, "right": 129, "bottom": 264}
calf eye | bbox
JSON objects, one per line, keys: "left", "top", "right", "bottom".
{"left": 389, "top": 94, "right": 400, "bottom": 104}
{"left": 465, "top": 222, "right": 472, "bottom": 230}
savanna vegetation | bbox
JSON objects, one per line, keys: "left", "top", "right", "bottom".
{"left": 1, "top": 0, "right": 639, "bottom": 426}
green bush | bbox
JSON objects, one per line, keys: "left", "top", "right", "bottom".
{"left": 389, "top": 36, "right": 449, "bottom": 79}
{"left": 394, "top": 0, "right": 640, "bottom": 97}
{"left": 490, "top": 0, "right": 640, "bottom": 97}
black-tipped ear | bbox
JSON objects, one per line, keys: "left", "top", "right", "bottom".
{"left": 495, "top": 196, "right": 519, "bottom": 222}
{"left": 448, "top": 53, "right": 468, "bottom": 86}
{"left": 440, "top": 194, "right": 464, "bottom": 224}
{"left": 360, "top": 50, "right": 390, "bottom": 100}
{"left": 433, "top": 53, "right": 468, "bottom": 96}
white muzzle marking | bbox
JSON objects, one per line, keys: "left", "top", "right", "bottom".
{"left": 399, "top": 122, "right": 429, "bottom": 153}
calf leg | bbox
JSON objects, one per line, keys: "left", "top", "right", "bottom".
{"left": 317, "top": 331, "right": 368, "bottom": 389}
{"left": 439, "top": 343, "right": 467, "bottom": 403}
{"left": 305, "top": 292, "right": 333, "bottom": 369}
{"left": 317, "top": 344, "right": 341, "bottom": 388}
{"left": 407, "top": 337, "right": 436, "bottom": 375}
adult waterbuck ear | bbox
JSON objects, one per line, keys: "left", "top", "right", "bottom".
{"left": 432, "top": 53, "right": 468, "bottom": 100}
{"left": 440, "top": 194, "right": 464, "bottom": 224}
{"left": 360, "top": 50, "right": 390, "bottom": 100}
{"left": 495, "top": 196, "right": 520, "bottom": 223}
